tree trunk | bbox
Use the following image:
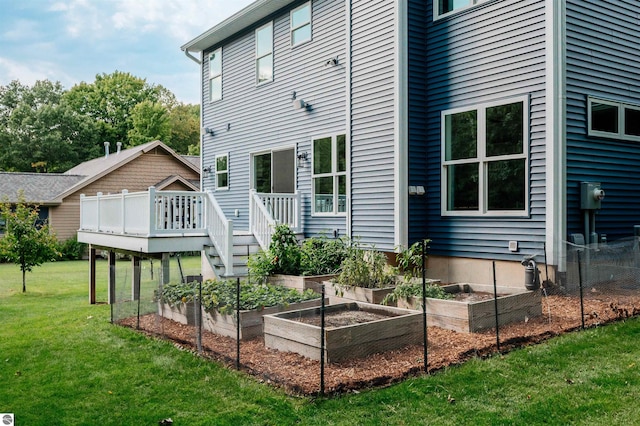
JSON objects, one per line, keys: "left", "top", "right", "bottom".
{"left": 22, "top": 269, "right": 26, "bottom": 292}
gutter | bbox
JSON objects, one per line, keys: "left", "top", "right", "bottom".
{"left": 184, "top": 49, "right": 202, "bottom": 65}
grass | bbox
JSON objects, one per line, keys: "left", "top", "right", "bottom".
{"left": 1, "top": 259, "right": 639, "bottom": 425}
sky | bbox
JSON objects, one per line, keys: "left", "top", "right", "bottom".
{"left": 0, "top": 0, "right": 255, "bottom": 104}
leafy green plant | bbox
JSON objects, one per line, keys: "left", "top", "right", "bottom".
{"left": 382, "top": 281, "right": 452, "bottom": 306}
{"left": 159, "top": 279, "right": 320, "bottom": 316}
{"left": 335, "top": 241, "right": 396, "bottom": 289}
{"left": 396, "top": 239, "right": 431, "bottom": 282}
{"left": 248, "top": 226, "right": 350, "bottom": 281}
{"left": 56, "top": 237, "right": 87, "bottom": 261}
{"left": 300, "top": 236, "right": 349, "bottom": 276}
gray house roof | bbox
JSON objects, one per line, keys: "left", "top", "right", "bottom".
{"left": 0, "top": 172, "right": 84, "bottom": 204}
{"left": 181, "top": 0, "right": 296, "bottom": 54}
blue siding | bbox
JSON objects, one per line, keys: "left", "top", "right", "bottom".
{"left": 565, "top": 0, "right": 640, "bottom": 241}
{"left": 422, "top": 0, "right": 547, "bottom": 261}
{"left": 201, "top": 0, "right": 347, "bottom": 236}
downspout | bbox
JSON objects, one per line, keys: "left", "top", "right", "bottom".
{"left": 346, "top": 0, "right": 353, "bottom": 239}
{"left": 183, "top": 48, "right": 202, "bottom": 65}
{"left": 394, "top": 0, "right": 409, "bottom": 249}
{"left": 545, "top": 0, "right": 567, "bottom": 278}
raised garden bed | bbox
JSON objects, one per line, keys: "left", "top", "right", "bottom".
{"left": 397, "top": 283, "right": 542, "bottom": 333}
{"left": 263, "top": 302, "right": 423, "bottom": 362}
{"left": 202, "top": 298, "right": 325, "bottom": 341}
{"left": 326, "top": 281, "right": 395, "bottom": 304}
{"left": 268, "top": 274, "right": 337, "bottom": 293}
{"left": 158, "top": 302, "right": 197, "bottom": 326}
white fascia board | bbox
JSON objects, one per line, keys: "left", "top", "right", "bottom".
{"left": 545, "top": 0, "right": 567, "bottom": 270}
{"left": 181, "top": 0, "right": 296, "bottom": 53}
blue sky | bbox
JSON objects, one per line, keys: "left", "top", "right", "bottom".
{"left": 0, "top": 0, "right": 255, "bottom": 104}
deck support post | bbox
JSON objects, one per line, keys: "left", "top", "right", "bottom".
{"left": 89, "top": 246, "right": 96, "bottom": 304}
{"left": 162, "top": 253, "right": 170, "bottom": 285}
{"left": 132, "top": 256, "right": 141, "bottom": 301}
{"left": 108, "top": 250, "right": 116, "bottom": 304}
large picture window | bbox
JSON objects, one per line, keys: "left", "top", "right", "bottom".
{"left": 291, "top": 2, "right": 312, "bottom": 46}
{"left": 255, "top": 22, "right": 273, "bottom": 85}
{"left": 209, "top": 48, "right": 222, "bottom": 102}
{"left": 588, "top": 97, "right": 640, "bottom": 141}
{"left": 313, "top": 134, "right": 347, "bottom": 215}
{"left": 441, "top": 97, "right": 528, "bottom": 216}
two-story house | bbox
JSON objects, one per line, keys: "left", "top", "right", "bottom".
{"left": 79, "top": 0, "right": 640, "bottom": 289}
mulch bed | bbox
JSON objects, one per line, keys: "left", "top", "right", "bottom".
{"left": 118, "top": 291, "right": 640, "bottom": 396}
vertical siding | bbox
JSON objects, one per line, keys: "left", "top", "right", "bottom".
{"left": 201, "top": 0, "right": 347, "bottom": 236}
{"left": 349, "top": 0, "right": 397, "bottom": 250}
{"left": 407, "top": 0, "right": 429, "bottom": 244}
{"left": 423, "top": 0, "right": 547, "bottom": 260}
{"left": 565, "top": 0, "right": 640, "bottom": 241}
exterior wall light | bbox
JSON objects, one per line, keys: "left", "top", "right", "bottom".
{"left": 297, "top": 152, "right": 308, "bottom": 168}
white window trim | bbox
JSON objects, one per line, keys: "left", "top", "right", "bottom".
{"left": 440, "top": 95, "right": 530, "bottom": 217}
{"left": 215, "top": 153, "right": 229, "bottom": 191}
{"left": 311, "top": 134, "right": 347, "bottom": 217}
{"left": 255, "top": 22, "right": 273, "bottom": 86}
{"left": 209, "top": 48, "right": 222, "bottom": 103}
{"left": 588, "top": 96, "right": 640, "bottom": 142}
{"left": 290, "top": 1, "right": 312, "bottom": 47}
{"left": 434, "top": 0, "right": 486, "bottom": 20}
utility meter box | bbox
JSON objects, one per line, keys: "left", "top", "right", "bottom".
{"left": 581, "top": 182, "right": 605, "bottom": 210}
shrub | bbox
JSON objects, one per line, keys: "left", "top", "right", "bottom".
{"left": 56, "top": 237, "right": 87, "bottom": 261}
{"left": 299, "top": 236, "right": 349, "bottom": 276}
{"left": 335, "top": 241, "right": 396, "bottom": 289}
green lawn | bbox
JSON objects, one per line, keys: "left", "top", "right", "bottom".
{"left": 1, "top": 259, "right": 639, "bottom": 425}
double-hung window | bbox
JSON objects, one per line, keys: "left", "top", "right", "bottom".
{"left": 255, "top": 22, "right": 273, "bottom": 84}
{"left": 209, "top": 48, "right": 222, "bottom": 102}
{"left": 313, "top": 134, "right": 347, "bottom": 215}
{"left": 215, "top": 153, "right": 229, "bottom": 190}
{"left": 441, "top": 96, "right": 528, "bottom": 216}
{"left": 291, "top": 2, "right": 311, "bottom": 46}
{"left": 588, "top": 96, "right": 640, "bottom": 141}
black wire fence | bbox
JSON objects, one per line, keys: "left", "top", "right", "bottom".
{"left": 110, "top": 240, "right": 640, "bottom": 396}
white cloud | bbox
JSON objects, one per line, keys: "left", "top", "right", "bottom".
{"left": 0, "top": 57, "right": 74, "bottom": 88}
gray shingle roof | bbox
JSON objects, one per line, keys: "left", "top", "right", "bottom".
{"left": 0, "top": 172, "right": 85, "bottom": 204}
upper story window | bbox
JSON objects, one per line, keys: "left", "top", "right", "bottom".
{"left": 441, "top": 96, "right": 529, "bottom": 217}
{"left": 215, "top": 153, "right": 229, "bottom": 190}
{"left": 436, "top": 0, "right": 485, "bottom": 18}
{"left": 588, "top": 96, "right": 640, "bottom": 141}
{"left": 255, "top": 22, "right": 273, "bottom": 85}
{"left": 313, "top": 134, "right": 347, "bottom": 215}
{"left": 209, "top": 48, "right": 222, "bottom": 102}
{"left": 291, "top": 2, "right": 312, "bottom": 46}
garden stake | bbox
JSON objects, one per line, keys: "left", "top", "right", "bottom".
{"left": 492, "top": 261, "right": 500, "bottom": 353}
{"left": 197, "top": 280, "right": 202, "bottom": 353}
{"left": 236, "top": 277, "right": 241, "bottom": 370}
{"left": 320, "top": 283, "right": 325, "bottom": 396}
{"left": 577, "top": 250, "right": 585, "bottom": 329}
{"left": 422, "top": 239, "right": 428, "bottom": 373}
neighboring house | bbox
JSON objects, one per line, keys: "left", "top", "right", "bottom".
{"left": 1, "top": 140, "right": 200, "bottom": 241}
{"left": 79, "top": 0, "right": 640, "bottom": 288}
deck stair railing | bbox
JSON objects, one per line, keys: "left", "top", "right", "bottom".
{"left": 249, "top": 190, "right": 300, "bottom": 250}
{"left": 204, "top": 190, "right": 234, "bottom": 276}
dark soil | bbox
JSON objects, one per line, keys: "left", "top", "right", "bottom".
{"left": 119, "top": 292, "right": 640, "bottom": 396}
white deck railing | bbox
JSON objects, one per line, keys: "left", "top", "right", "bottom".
{"left": 204, "top": 191, "right": 234, "bottom": 276}
{"left": 249, "top": 190, "right": 300, "bottom": 250}
{"left": 79, "top": 187, "right": 207, "bottom": 236}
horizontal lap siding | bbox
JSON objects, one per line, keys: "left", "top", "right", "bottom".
{"left": 566, "top": 0, "right": 640, "bottom": 241}
{"left": 350, "top": 0, "right": 396, "bottom": 250}
{"left": 202, "top": 0, "right": 347, "bottom": 234}
{"left": 424, "top": 0, "right": 547, "bottom": 261}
